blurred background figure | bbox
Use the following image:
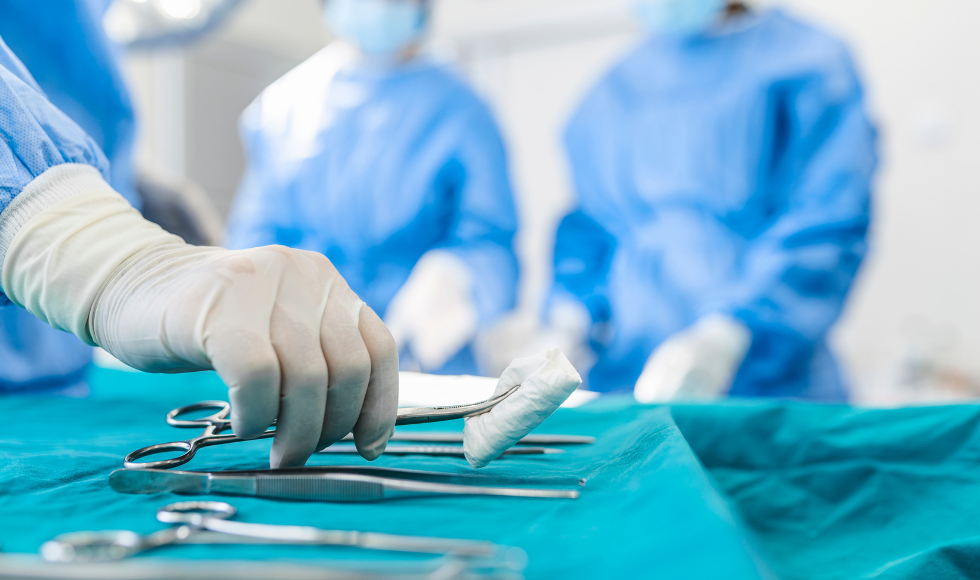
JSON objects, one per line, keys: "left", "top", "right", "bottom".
{"left": 546, "top": 0, "right": 877, "bottom": 401}
{"left": 0, "top": 0, "right": 222, "bottom": 395}
{"left": 224, "top": 0, "right": 519, "bottom": 375}
{"left": 4, "top": 0, "right": 974, "bottom": 405}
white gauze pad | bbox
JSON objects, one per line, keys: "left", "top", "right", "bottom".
{"left": 463, "top": 348, "right": 583, "bottom": 468}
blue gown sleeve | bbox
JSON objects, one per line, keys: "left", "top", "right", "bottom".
{"left": 438, "top": 99, "right": 520, "bottom": 324}
{"left": 723, "top": 46, "right": 877, "bottom": 353}
{"left": 0, "top": 0, "right": 138, "bottom": 206}
{"left": 0, "top": 36, "right": 110, "bottom": 303}
{"left": 550, "top": 209, "right": 616, "bottom": 325}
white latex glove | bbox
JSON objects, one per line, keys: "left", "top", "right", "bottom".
{"left": 463, "top": 348, "right": 582, "bottom": 468}
{"left": 634, "top": 314, "right": 751, "bottom": 403}
{"left": 543, "top": 297, "right": 597, "bottom": 376}
{"left": 384, "top": 250, "right": 477, "bottom": 372}
{"left": 0, "top": 165, "right": 398, "bottom": 467}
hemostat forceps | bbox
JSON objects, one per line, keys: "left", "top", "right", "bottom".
{"left": 41, "top": 501, "right": 504, "bottom": 563}
{"left": 125, "top": 386, "right": 521, "bottom": 470}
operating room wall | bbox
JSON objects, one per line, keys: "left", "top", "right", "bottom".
{"left": 770, "top": 0, "right": 980, "bottom": 403}
{"left": 123, "top": 0, "right": 330, "bottom": 217}
{"left": 121, "top": 0, "right": 980, "bottom": 401}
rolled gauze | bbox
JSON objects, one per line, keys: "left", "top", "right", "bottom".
{"left": 463, "top": 348, "right": 583, "bottom": 468}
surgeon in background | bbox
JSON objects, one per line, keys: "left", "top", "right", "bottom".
{"left": 225, "top": 0, "right": 519, "bottom": 375}
{"left": 0, "top": 0, "right": 139, "bottom": 395}
{"left": 547, "top": 0, "right": 877, "bottom": 401}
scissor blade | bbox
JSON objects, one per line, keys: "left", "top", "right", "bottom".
{"left": 109, "top": 469, "right": 210, "bottom": 495}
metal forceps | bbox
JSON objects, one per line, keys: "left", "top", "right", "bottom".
{"left": 41, "top": 501, "right": 503, "bottom": 563}
{"left": 125, "top": 386, "right": 521, "bottom": 469}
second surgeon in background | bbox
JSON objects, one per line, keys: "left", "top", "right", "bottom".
{"left": 225, "top": 0, "right": 519, "bottom": 375}
{"left": 549, "top": 0, "right": 877, "bottom": 401}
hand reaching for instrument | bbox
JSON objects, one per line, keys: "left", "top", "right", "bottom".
{"left": 634, "top": 314, "right": 751, "bottom": 403}
{"left": 384, "top": 250, "right": 478, "bottom": 372}
{"left": 2, "top": 165, "right": 399, "bottom": 468}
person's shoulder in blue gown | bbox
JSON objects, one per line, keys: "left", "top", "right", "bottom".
{"left": 555, "top": 8, "right": 877, "bottom": 400}
{"left": 0, "top": 13, "right": 120, "bottom": 395}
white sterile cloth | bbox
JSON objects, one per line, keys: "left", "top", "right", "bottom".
{"left": 461, "top": 348, "right": 583, "bottom": 468}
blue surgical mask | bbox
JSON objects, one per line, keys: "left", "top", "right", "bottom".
{"left": 324, "top": 0, "right": 426, "bottom": 58}
{"left": 632, "top": 0, "right": 726, "bottom": 38}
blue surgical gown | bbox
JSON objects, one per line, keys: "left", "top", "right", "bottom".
{"left": 0, "top": 7, "right": 120, "bottom": 393}
{"left": 226, "top": 47, "right": 519, "bottom": 372}
{"left": 553, "top": 10, "right": 877, "bottom": 400}
{"left": 0, "top": 0, "right": 137, "bottom": 204}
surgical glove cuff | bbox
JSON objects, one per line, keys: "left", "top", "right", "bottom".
{"left": 1, "top": 165, "right": 184, "bottom": 344}
{"left": 0, "top": 164, "right": 111, "bottom": 270}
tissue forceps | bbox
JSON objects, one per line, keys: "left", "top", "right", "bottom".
{"left": 108, "top": 467, "right": 581, "bottom": 501}
{"left": 125, "top": 386, "right": 521, "bottom": 470}
{"left": 41, "top": 501, "right": 502, "bottom": 563}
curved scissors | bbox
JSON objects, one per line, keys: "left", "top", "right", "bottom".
{"left": 125, "top": 385, "right": 520, "bottom": 470}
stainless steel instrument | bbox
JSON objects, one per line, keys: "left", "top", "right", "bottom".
{"left": 2, "top": 554, "right": 524, "bottom": 580}
{"left": 125, "top": 386, "right": 521, "bottom": 470}
{"left": 341, "top": 432, "right": 595, "bottom": 446}
{"left": 40, "top": 501, "right": 506, "bottom": 563}
{"left": 317, "top": 444, "right": 564, "bottom": 458}
{"left": 109, "top": 467, "right": 582, "bottom": 502}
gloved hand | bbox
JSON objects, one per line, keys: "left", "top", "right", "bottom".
{"left": 542, "top": 296, "right": 597, "bottom": 376}
{"left": 634, "top": 314, "right": 751, "bottom": 403}
{"left": 1, "top": 165, "right": 398, "bottom": 467}
{"left": 384, "top": 250, "right": 478, "bottom": 372}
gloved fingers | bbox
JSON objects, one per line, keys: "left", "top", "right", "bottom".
{"left": 316, "top": 284, "right": 372, "bottom": 450}
{"left": 634, "top": 343, "right": 696, "bottom": 403}
{"left": 351, "top": 304, "right": 399, "bottom": 460}
{"left": 211, "top": 330, "right": 282, "bottom": 440}
{"left": 267, "top": 297, "right": 330, "bottom": 469}
{"left": 409, "top": 281, "right": 478, "bottom": 372}
{"left": 381, "top": 286, "right": 416, "bottom": 349}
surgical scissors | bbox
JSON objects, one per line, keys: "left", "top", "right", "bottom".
{"left": 41, "top": 501, "right": 504, "bottom": 563}
{"left": 125, "top": 386, "right": 521, "bottom": 470}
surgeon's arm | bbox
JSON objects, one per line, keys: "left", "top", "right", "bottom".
{"left": 721, "top": 46, "right": 877, "bottom": 392}
{"left": 439, "top": 99, "right": 520, "bottom": 324}
{"left": 0, "top": 63, "right": 397, "bottom": 468}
